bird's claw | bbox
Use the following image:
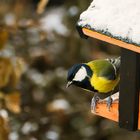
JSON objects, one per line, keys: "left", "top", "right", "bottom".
{"left": 91, "top": 95, "right": 113, "bottom": 112}
{"left": 106, "top": 96, "right": 113, "bottom": 111}
{"left": 91, "top": 96, "right": 100, "bottom": 112}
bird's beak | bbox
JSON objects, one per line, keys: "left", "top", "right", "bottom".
{"left": 66, "top": 81, "right": 72, "bottom": 88}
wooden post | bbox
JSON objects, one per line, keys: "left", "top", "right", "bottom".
{"left": 119, "top": 48, "right": 140, "bottom": 131}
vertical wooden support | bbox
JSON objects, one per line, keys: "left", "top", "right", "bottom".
{"left": 119, "top": 48, "right": 140, "bottom": 131}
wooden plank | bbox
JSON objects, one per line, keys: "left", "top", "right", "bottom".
{"left": 119, "top": 49, "right": 140, "bottom": 131}
{"left": 92, "top": 95, "right": 140, "bottom": 130}
{"left": 82, "top": 28, "right": 140, "bottom": 54}
{"left": 92, "top": 101, "right": 118, "bottom": 122}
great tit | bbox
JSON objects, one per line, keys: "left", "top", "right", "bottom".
{"left": 67, "top": 57, "right": 120, "bottom": 111}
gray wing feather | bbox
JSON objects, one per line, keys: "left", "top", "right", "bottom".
{"left": 106, "top": 57, "right": 121, "bottom": 76}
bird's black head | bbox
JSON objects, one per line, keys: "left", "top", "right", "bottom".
{"left": 67, "top": 63, "right": 93, "bottom": 90}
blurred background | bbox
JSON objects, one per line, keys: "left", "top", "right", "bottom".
{"left": 0, "top": 0, "right": 140, "bottom": 140}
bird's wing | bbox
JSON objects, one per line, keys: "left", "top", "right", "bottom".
{"left": 106, "top": 57, "right": 121, "bottom": 75}
{"left": 87, "top": 59, "right": 117, "bottom": 80}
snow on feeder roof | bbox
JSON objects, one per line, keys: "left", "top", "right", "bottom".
{"left": 78, "top": 0, "right": 140, "bottom": 46}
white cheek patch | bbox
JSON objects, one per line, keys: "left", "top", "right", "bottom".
{"left": 73, "top": 66, "right": 87, "bottom": 82}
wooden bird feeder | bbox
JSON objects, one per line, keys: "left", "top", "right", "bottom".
{"left": 77, "top": 0, "right": 140, "bottom": 131}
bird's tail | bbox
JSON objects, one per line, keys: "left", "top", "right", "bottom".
{"left": 107, "top": 56, "right": 121, "bottom": 74}
{"left": 114, "top": 56, "right": 121, "bottom": 72}
{"left": 115, "top": 57, "right": 121, "bottom": 73}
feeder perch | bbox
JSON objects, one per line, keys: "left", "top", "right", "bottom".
{"left": 77, "top": 0, "right": 140, "bottom": 131}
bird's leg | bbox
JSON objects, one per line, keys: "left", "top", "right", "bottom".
{"left": 91, "top": 93, "right": 100, "bottom": 112}
{"left": 106, "top": 92, "right": 113, "bottom": 111}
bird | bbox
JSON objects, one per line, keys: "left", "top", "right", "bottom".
{"left": 66, "top": 57, "right": 120, "bottom": 111}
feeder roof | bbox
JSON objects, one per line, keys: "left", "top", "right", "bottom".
{"left": 78, "top": 0, "right": 140, "bottom": 46}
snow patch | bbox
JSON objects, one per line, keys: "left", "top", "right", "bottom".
{"left": 78, "top": 0, "right": 140, "bottom": 45}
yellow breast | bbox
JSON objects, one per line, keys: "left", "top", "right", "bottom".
{"left": 90, "top": 74, "right": 119, "bottom": 93}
